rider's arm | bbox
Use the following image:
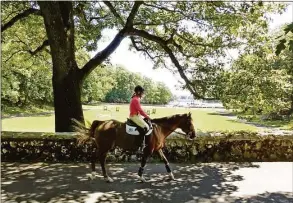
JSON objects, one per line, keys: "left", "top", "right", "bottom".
{"left": 133, "top": 98, "right": 150, "bottom": 119}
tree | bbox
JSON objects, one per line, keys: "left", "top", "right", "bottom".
{"left": 155, "top": 82, "right": 173, "bottom": 104}
{"left": 142, "top": 77, "right": 157, "bottom": 104}
{"left": 220, "top": 30, "right": 293, "bottom": 115}
{"left": 82, "top": 65, "right": 116, "bottom": 103}
{"left": 105, "top": 66, "right": 136, "bottom": 103}
{"left": 1, "top": 1, "right": 286, "bottom": 131}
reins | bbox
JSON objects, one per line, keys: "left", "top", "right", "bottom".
{"left": 151, "top": 122, "right": 189, "bottom": 137}
{"left": 152, "top": 122, "right": 196, "bottom": 144}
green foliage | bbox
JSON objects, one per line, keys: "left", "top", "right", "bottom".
{"left": 1, "top": 1, "right": 289, "bottom": 111}
{"left": 105, "top": 66, "right": 137, "bottom": 103}
{"left": 219, "top": 27, "right": 293, "bottom": 116}
{"left": 1, "top": 54, "right": 173, "bottom": 106}
{"left": 276, "top": 22, "right": 293, "bottom": 55}
{"left": 1, "top": 3, "right": 173, "bottom": 108}
{"left": 81, "top": 65, "right": 116, "bottom": 103}
{"left": 104, "top": 66, "right": 173, "bottom": 104}
{"left": 128, "top": 2, "right": 287, "bottom": 98}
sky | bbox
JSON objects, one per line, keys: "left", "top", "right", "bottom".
{"left": 93, "top": 3, "right": 293, "bottom": 96}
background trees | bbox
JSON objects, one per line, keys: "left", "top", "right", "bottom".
{"left": 1, "top": 1, "right": 287, "bottom": 131}
{"left": 219, "top": 26, "right": 293, "bottom": 117}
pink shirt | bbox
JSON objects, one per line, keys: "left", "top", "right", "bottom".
{"left": 129, "top": 96, "right": 149, "bottom": 118}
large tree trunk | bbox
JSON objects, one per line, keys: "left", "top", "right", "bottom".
{"left": 39, "top": 1, "right": 84, "bottom": 132}
{"left": 38, "top": 1, "right": 142, "bottom": 131}
{"left": 52, "top": 68, "right": 84, "bottom": 132}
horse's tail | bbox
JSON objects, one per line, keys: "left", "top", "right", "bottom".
{"left": 72, "top": 119, "right": 101, "bottom": 146}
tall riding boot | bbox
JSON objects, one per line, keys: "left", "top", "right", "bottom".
{"left": 138, "top": 127, "right": 147, "bottom": 154}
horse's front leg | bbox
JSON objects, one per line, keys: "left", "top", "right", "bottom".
{"left": 138, "top": 146, "right": 153, "bottom": 182}
{"left": 158, "top": 149, "right": 175, "bottom": 180}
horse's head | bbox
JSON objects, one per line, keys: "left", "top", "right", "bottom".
{"left": 178, "top": 112, "right": 196, "bottom": 140}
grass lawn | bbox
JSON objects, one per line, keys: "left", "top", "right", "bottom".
{"left": 1, "top": 104, "right": 257, "bottom": 132}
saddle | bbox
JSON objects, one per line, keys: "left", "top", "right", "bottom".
{"left": 126, "top": 118, "right": 153, "bottom": 136}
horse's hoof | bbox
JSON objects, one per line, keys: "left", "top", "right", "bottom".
{"left": 138, "top": 176, "right": 147, "bottom": 183}
{"left": 87, "top": 172, "right": 97, "bottom": 180}
{"left": 169, "top": 172, "right": 175, "bottom": 180}
{"left": 105, "top": 176, "right": 114, "bottom": 183}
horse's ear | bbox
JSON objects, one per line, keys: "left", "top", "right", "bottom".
{"left": 188, "top": 112, "right": 191, "bottom": 118}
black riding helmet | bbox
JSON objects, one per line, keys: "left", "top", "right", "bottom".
{"left": 134, "top": 85, "right": 144, "bottom": 94}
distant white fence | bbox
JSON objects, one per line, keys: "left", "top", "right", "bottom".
{"left": 167, "top": 99, "right": 224, "bottom": 108}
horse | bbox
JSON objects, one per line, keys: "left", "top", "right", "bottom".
{"left": 75, "top": 112, "right": 196, "bottom": 183}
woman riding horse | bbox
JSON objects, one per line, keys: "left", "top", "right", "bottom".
{"left": 76, "top": 112, "right": 196, "bottom": 183}
{"left": 129, "top": 85, "right": 151, "bottom": 133}
{"left": 75, "top": 86, "right": 196, "bottom": 182}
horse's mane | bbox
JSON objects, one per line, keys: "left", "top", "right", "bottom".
{"left": 92, "top": 113, "right": 189, "bottom": 126}
{"left": 151, "top": 113, "right": 188, "bottom": 124}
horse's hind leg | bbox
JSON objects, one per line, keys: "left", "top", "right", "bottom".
{"left": 158, "top": 149, "right": 175, "bottom": 180}
{"left": 89, "top": 150, "right": 98, "bottom": 180}
{"left": 99, "top": 151, "right": 113, "bottom": 183}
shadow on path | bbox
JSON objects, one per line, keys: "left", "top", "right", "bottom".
{"left": 1, "top": 162, "right": 292, "bottom": 203}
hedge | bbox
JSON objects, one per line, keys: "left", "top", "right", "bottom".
{"left": 1, "top": 131, "right": 293, "bottom": 162}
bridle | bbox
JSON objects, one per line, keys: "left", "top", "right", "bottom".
{"left": 152, "top": 122, "right": 195, "bottom": 138}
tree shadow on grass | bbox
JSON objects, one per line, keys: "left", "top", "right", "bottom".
{"left": 1, "top": 109, "right": 94, "bottom": 120}
{"left": 207, "top": 111, "right": 237, "bottom": 117}
{"left": 1, "top": 112, "right": 55, "bottom": 119}
{"left": 1, "top": 162, "right": 292, "bottom": 203}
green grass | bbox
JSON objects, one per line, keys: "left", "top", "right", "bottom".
{"left": 1, "top": 104, "right": 257, "bottom": 132}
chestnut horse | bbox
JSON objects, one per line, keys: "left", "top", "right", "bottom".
{"left": 75, "top": 113, "right": 196, "bottom": 183}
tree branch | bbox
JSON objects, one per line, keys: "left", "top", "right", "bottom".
{"left": 103, "top": 1, "right": 125, "bottom": 24}
{"left": 176, "top": 33, "right": 229, "bottom": 48}
{"left": 3, "top": 50, "right": 26, "bottom": 63}
{"left": 13, "top": 35, "right": 49, "bottom": 56}
{"left": 164, "top": 46, "right": 202, "bottom": 98}
{"left": 1, "top": 8, "right": 41, "bottom": 32}
{"left": 125, "top": 1, "right": 143, "bottom": 27}
{"left": 143, "top": 2, "right": 214, "bottom": 29}
{"left": 89, "top": 14, "right": 110, "bottom": 22}
{"left": 80, "top": 29, "right": 126, "bottom": 79}
{"left": 28, "top": 40, "right": 50, "bottom": 55}
{"left": 133, "top": 22, "right": 165, "bottom": 26}
{"left": 129, "top": 28, "right": 203, "bottom": 98}
{"left": 130, "top": 38, "right": 165, "bottom": 61}
{"left": 143, "top": 3, "right": 176, "bottom": 13}
{"left": 104, "top": 1, "right": 147, "bottom": 62}
{"left": 80, "top": 1, "right": 143, "bottom": 79}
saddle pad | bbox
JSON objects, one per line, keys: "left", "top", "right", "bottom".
{"left": 126, "top": 124, "right": 140, "bottom": 135}
{"left": 125, "top": 124, "right": 153, "bottom": 136}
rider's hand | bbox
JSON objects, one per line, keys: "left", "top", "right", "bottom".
{"left": 144, "top": 117, "right": 150, "bottom": 123}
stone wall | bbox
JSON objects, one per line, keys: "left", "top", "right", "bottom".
{"left": 1, "top": 131, "right": 293, "bottom": 162}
